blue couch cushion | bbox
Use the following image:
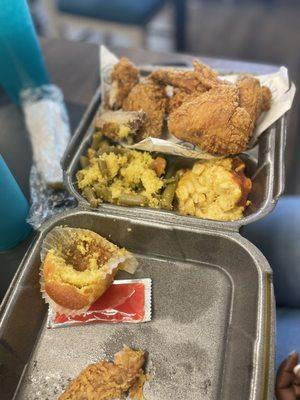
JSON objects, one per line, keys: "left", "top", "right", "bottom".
{"left": 276, "top": 308, "right": 300, "bottom": 370}
{"left": 242, "top": 196, "right": 300, "bottom": 308}
{"left": 57, "top": 0, "right": 166, "bottom": 26}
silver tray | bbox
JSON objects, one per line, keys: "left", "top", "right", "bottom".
{"left": 62, "top": 68, "right": 287, "bottom": 232}
{"left": 0, "top": 209, "right": 275, "bottom": 400}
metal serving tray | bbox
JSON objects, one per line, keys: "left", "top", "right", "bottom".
{"left": 62, "top": 66, "right": 287, "bottom": 232}
{"left": 0, "top": 209, "right": 275, "bottom": 400}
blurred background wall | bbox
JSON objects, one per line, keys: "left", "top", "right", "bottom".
{"left": 29, "top": 0, "right": 300, "bottom": 194}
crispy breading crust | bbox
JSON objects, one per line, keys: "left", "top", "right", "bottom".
{"left": 237, "top": 75, "right": 271, "bottom": 121}
{"left": 108, "top": 58, "right": 139, "bottom": 109}
{"left": 59, "top": 346, "right": 146, "bottom": 400}
{"left": 123, "top": 80, "right": 167, "bottom": 138}
{"left": 168, "top": 85, "right": 253, "bottom": 154}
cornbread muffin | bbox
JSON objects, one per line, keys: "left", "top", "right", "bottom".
{"left": 41, "top": 227, "right": 137, "bottom": 313}
{"left": 77, "top": 149, "right": 166, "bottom": 209}
{"left": 59, "top": 346, "right": 146, "bottom": 400}
{"left": 176, "top": 158, "right": 252, "bottom": 221}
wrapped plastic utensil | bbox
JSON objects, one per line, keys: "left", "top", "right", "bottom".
{"left": 20, "top": 84, "right": 71, "bottom": 187}
{"left": 20, "top": 85, "right": 75, "bottom": 229}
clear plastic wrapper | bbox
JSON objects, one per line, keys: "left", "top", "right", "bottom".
{"left": 47, "top": 279, "right": 152, "bottom": 328}
{"left": 21, "top": 84, "right": 71, "bottom": 186}
{"left": 20, "top": 84, "right": 74, "bottom": 229}
{"left": 27, "top": 165, "right": 77, "bottom": 230}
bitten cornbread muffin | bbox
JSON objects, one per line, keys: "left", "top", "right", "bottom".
{"left": 41, "top": 227, "right": 137, "bottom": 314}
{"left": 175, "top": 158, "right": 252, "bottom": 221}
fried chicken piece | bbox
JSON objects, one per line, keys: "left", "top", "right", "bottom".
{"left": 108, "top": 58, "right": 139, "bottom": 110}
{"left": 123, "top": 79, "right": 167, "bottom": 138}
{"left": 150, "top": 60, "right": 220, "bottom": 92}
{"left": 150, "top": 68, "right": 206, "bottom": 93}
{"left": 176, "top": 158, "right": 252, "bottom": 221}
{"left": 152, "top": 61, "right": 223, "bottom": 113}
{"left": 95, "top": 110, "right": 145, "bottom": 144}
{"left": 192, "top": 60, "right": 221, "bottom": 89}
{"left": 237, "top": 75, "right": 272, "bottom": 122}
{"left": 150, "top": 66, "right": 204, "bottom": 114}
{"left": 59, "top": 346, "right": 146, "bottom": 400}
{"left": 168, "top": 84, "right": 253, "bottom": 154}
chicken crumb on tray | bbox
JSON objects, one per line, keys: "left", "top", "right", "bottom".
{"left": 59, "top": 345, "right": 147, "bottom": 400}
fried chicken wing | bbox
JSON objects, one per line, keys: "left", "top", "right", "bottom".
{"left": 123, "top": 79, "right": 167, "bottom": 138}
{"left": 237, "top": 75, "right": 272, "bottom": 121}
{"left": 151, "top": 61, "right": 223, "bottom": 113}
{"left": 168, "top": 84, "right": 253, "bottom": 154}
{"left": 150, "top": 61, "right": 220, "bottom": 92}
{"left": 192, "top": 60, "right": 221, "bottom": 89}
{"left": 59, "top": 346, "right": 146, "bottom": 400}
{"left": 108, "top": 58, "right": 139, "bottom": 110}
{"left": 150, "top": 68, "right": 206, "bottom": 93}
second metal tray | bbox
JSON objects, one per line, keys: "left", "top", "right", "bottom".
{"left": 0, "top": 209, "right": 274, "bottom": 400}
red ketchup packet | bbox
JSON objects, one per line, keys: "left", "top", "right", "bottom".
{"left": 47, "top": 279, "right": 152, "bottom": 329}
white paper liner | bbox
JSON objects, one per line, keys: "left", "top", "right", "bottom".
{"left": 99, "top": 45, "right": 296, "bottom": 159}
{"left": 40, "top": 227, "right": 138, "bottom": 316}
{"left": 47, "top": 278, "right": 152, "bottom": 328}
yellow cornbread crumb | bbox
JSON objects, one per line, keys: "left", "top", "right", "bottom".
{"left": 118, "top": 125, "right": 131, "bottom": 138}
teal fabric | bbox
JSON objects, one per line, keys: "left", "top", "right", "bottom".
{"left": 57, "top": 0, "right": 166, "bottom": 26}
{"left": 276, "top": 308, "right": 300, "bottom": 369}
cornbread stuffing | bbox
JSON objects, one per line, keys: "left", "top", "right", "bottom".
{"left": 77, "top": 149, "right": 167, "bottom": 209}
{"left": 176, "top": 158, "right": 252, "bottom": 221}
